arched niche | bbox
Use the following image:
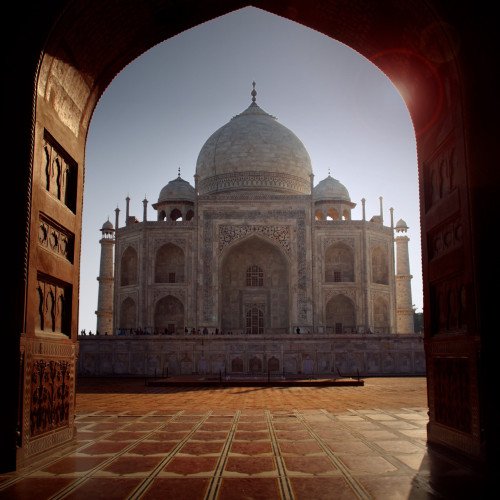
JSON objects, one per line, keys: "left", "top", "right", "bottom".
{"left": 326, "top": 294, "right": 356, "bottom": 333}
{"left": 120, "top": 246, "right": 138, "bottom": 286}
{"left": 220, "top": 236, "right": 289, "bottom": 334}
{"left": 119, "top": 297, "right": 137, "bottom": 330}
{"left": 325, "top": 243, "right": 354, "bottom": 282}
{"left": 155, "top": 243, "right": 185, "bottom": 283}
{"left": 154, "top": 295, "right": 184, "bottom": 334}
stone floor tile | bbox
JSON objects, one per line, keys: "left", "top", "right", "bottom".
{"left": 230, "top": 441, "right": 273, "bottom": 455}
{"left": 233, "top": 430, "right": 269, "bottom": 441}
{"left": 127, "top": 441, "right": 178, "bottom": 455}
{"left": 63, "top": 477, "right": 142, "bottom": 499}
{"left": 283, "top": 456, "right": 338, "bottom": 475}
{"left": 102, "top": 456, "right": 163, "bottom": 475}
{"left": 357, "top": 474, "right": 435, "bottom": 499}
{"left": 162, "top": 456, "right": 218, "bottom": 475}
{"left": 278, "top": 440, "right": 323, "bottom": 455}
{"left": 290, "top": 477, "right": 358, "bottom": 500}
{"left": 141, "top": 477, "right": 209, "bottom": 499}
{"left": 0, "top": 477, "right": 76, "bottom": 499}
{"left": 323, "top": 440, "right": 377, "bottom": 455}
{"left": 374, "top": 440, "right": 423, "bottom": 454}
{"left": 180, "top": 441, "right": 225, "bottom": 455}
{"left": 339, "top": 455, "right": 398, "bottom": 474}
{"left": 41, "top": 456, "right": 108, "bottom": 475}
{"left": 78, "top": 441, "right": 131, "bottom": 455}
{"left": 217, "top": 477, "right": 281, "bottom": 499}
{"left": 224, "top": 456, "right": 277, "bottom": 476}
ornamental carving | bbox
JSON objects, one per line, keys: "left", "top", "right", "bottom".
{"left": 424, "top": 143, "right": 457, "bottom": 212}
{"left": 199, "top": 171, "right": 310, "bottom": 195}
{"left": 323, "top": 237, "right": 355, "bottom": 250}
{"left": 324, "top": 288, "right": 357, "bottom": 303}
{"left": 202, "top": 210, "right": 308, "bottom": 323}
{"left": 30, "top": 360, "right": 71, "bottom": 437}
{"left": 433, "top": 357, "right": 471, "bottom": 433}
{"left": 42, "top": 130, "right": 77, "bottom": 213}
{"left": 36, "top": 276, "right": 72, "bottom": 335}
{"left": 152, "top": 288, "right": 186, "bottom": 304}
{"left": 429, "top": 277, "right": 467, "bottom": 335}
{"left": 428, "top": 217, "right": 463, "bottom": 261}
{"left": 219, "top": 225, "right": 291, "bottom": 256}
{"left": 38, "top": 214, "right": 74, "bottom": 262}
{"left": 153, "top": 238, "right": 186, "bottom": 252}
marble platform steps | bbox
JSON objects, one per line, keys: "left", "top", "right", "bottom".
{"left": 145, "top": 375, "right": 364, "bottom": 387}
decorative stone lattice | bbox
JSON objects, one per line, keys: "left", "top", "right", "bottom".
{"left": 219, "top": 225, "right": 291, "bottom": 256}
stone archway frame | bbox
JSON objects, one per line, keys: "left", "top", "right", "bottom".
{"left": 8, "top": 0, "right": 488, "bottom": 471}
{"left": 218, "top": 231, "right": 293, "bottom": 333}
{"left": 206, "top": 210, "right": 308, "bottom": 325}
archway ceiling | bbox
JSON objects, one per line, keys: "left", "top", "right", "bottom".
{"left": 39, "top": 0, "right": 454, "bottom": 140}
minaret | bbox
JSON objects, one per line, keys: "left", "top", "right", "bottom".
{"left": 395, "top": 218, "right": 414, "bottom": 333}
{"left": 96, "top": 219, "right": 115, "bottom": 335}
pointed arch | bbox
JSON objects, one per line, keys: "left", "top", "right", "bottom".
{"left": 371, "top": 246, "right": 389, "bottom": 284}
{"left": 220, "top": 235, "right": 289, "bottom": 334}
{"left": 155, "top": 243, "right": 185, "bottom": 283}
{"left": 119, "top": 297, "right": 136, "bottom": 330}
{"left": 120, "top": 246, "right": 138, "bottom": 286}
{"left": 325, "top": 242, "right": 354, "bottom": 282}
{"left": 326, "top": 294, "right": 355, "bottom": 333}
{"left": 154, "top": 295, "right": 184, "bottom": 334}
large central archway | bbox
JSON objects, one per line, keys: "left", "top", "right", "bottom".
{"left": 220, "top": 236, "right": 289, "bottom": 334}
{"left": 4, "top": 0, "right": 496, "bottom": 475}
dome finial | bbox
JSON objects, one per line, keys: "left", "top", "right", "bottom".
{"left": 178, "top": 167, "right": 181, "bottom": 178}
{"left": 251, "top": 81, "right": 257, "bottom": 103}
{"left": 328, "top": 167, "right": 331, "bottom": 177}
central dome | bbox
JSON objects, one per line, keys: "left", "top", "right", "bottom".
{"left": 196, "top": 86, "right": 312, "bottom": 195}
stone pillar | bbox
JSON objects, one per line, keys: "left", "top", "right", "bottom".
{"left": 142, "top": 197, "right": 148, "bottom": 222}
{"left": 96, "top": 221, "right": 115, "bottom": 335}
{"left": 395, "top": 220, "right": 414, "bottom": 333}
{"left": 114, "top": 206, "right": 120, "bottom": 230}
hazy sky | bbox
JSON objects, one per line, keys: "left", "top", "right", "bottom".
{"left": 80, "top": 7, "right": 421, "bottom": 332}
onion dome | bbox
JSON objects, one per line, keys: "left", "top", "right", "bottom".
{"left": 313, "top": 175, "right": 351, "bottom": 202}
{"left": 158, "top": 174, "right": 195, "bottom": 203}
{"left": 195, "top": 82, "right": 312, "bottom": 195}
{"left": 395, "top": 218, "right": 409, "bottom": 232}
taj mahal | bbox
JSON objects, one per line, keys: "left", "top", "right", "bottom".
{"left": 79, "top": 84, "right": 424, "bottom": 377}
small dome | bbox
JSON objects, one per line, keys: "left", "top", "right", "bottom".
{"left": 101, "top": 219, "right": 114, "bottom": 231}
{"left": 313, "top": 175, "right": 351, "bottom": 202}
{"left": 395, "top": 218, "right": 409, "bottom": 231}
{"left": 158, "top": 176, "right": 195, "bottom": 203}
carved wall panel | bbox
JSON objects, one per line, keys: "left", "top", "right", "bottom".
{"left": 30, "top": 360, "right": 71, "bottom": 437}
{"left": 36, "top": 274, "right": 72, "bottom": 336}
{"left": 42, "top": 130, "right": 77, "bottom": 213}
{"left": 38, "top": 214, "right": 74, "bottom": 263}
{"left": 203, "top": 210, "right": 308, "bottom": 323}
{"left": 433, "top": 357, "right": 471, "bottom": 433}
{"left": 219, "top": 225, "right": 291, "bottom": 256}
{"left": 429, "top": 276, "right": 467, "bottom": 335}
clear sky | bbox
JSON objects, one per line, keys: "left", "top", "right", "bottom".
{"left": 79, "top": 7, "right": 422, "bottom": 333}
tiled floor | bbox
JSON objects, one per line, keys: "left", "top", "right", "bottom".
{"left": 0, "top": 378, "right": 488, "bottom": 499}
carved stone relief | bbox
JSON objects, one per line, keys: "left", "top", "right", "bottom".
{"left": 38, "top": 214, "right": 74, "bottom": 262}
{"left": 219, "top": 225, "right": 291, "bottom": 256}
